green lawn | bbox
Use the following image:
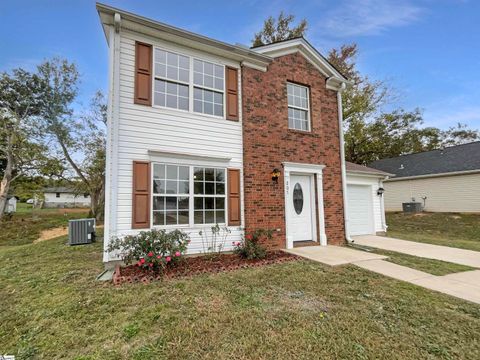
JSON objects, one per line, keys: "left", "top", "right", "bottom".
{"left": 351, "top": 245, "right": 475, "bottom": 276}
{"left": 386, "top": 212, "right": 480, "bottom": 252}
{"left": 0, "top": 204, "right": 88, "bottom": 246}
{"left": 1, "top": 235, "right": 480, "bottom": 359}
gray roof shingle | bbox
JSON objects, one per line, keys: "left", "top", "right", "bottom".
{"left": 345, "top": 162, "right": 392, "bottom": 176}
{"left": 369, "top": 141, "right": 480, "bottom": 178}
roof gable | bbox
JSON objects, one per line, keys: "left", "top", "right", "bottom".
{"left": 251, "top": 37, "right": 349, "bottom": 90}
{"left": 369, "top": 141, "right": 480, "bottom": 179}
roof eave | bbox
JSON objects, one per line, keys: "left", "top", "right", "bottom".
{"left": 347, "top": 169, "right": 392, "bottom": 178}
{"left": 385, "top": 169, "right": 480, "bottom": 181}
{"left": 96, "top": 2, "right": 272, "bottom": 70}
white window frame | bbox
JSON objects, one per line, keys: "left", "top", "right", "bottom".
{"left": 287, "top": 82, "right": 311, "bottom": 132}
{"left": 152, "top": 46, "right": 226, "bottom": 120}
{"left": 151, "top": 162, "right": 228, "bottom": 229}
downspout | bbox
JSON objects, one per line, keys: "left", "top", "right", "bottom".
{"left": 103, "top": 13, "right": 122, "bottom": 263}
{"left": 337, "top": 83, "right": 354, "bottom": 243}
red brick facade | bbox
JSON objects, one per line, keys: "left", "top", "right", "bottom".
{"left": 241, "top": 52, "right": 346, "bottom": 248}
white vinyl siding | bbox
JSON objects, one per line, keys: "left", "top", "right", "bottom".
{"left": 104, "top": 30, "right": 244, "bottom": 260}
{"left": 383, "top": 173, "right": 480, "bottom": 213}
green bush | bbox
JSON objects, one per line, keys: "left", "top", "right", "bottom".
{"left": 107, "top": 229, "right": 190, "bottom": 272}
{"left": 234, "top": 229, "right": 273, "bottom": 260}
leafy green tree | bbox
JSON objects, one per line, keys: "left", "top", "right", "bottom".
{"left": 0, "top": 69, "right": 52, "bottom": 218}
{"left": 328, "top": 44, "right": 479, "bottom": 164}
{"left": 37, "top": 58, "right": 106, "bottom": 220}
{"left": 252, "top": 12, "right": 307, "bottom": 47}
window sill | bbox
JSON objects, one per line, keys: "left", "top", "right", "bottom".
{"left": 287, "top": 128, "right": 317, "bottom": 136}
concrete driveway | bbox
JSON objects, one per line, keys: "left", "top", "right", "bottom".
{"left": 353, "top": 235, "right": 480, "bottom": 268}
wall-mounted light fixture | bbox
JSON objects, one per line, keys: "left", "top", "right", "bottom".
{"left": 271, "top": 168, "right": 281, "bottom": 183}
{"left": 377, "top": 187, "right": 385, "bottom": 196}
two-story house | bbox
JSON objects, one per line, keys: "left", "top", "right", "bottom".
{"left": 97, "top": 3, "right": 386, "bottom": 265}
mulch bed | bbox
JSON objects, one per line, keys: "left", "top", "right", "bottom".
{"left": 113, "top": 251, "right": 300, "bottom": 285}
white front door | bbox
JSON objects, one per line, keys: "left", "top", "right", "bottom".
{"left": 288, "top": 175, "right": 314, "bottom": 242}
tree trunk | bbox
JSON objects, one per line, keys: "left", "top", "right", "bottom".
{"left": 0, "top": 149, "right": 13, "bottom": 220}
{"left": 88, "top": 184, "right": 105, "bottom": 222}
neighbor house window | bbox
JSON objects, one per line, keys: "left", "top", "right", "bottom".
{"left": 193, "top": 59, "right": 224, "bottom": 116}
{"left": 153, "top": 48, "right": 225, "bottom": 117}
{"left": 152, "top": 163, "right": 226, "bottom": 226}
{"left": 56, "top": 193, "right": 60, "bottom": 198}
{"left": 287, "top": 82, "right": 310, "bottom": 131}
{"left": 153, "top": 49, "right": 190, "bottom": 110}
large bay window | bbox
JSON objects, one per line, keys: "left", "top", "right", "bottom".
{"left": 153, "top": 48, "right": 225, "bottom": 117}
{"left": 152, "top": 163, "right": 226, "bottom": 226}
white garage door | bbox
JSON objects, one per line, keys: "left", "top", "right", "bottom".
{"left": 347, "top": 184, "right": 374, "bottom": 236}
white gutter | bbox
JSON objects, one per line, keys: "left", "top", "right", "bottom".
{"left": 337, "top": 83, "right": 354, "bottom": 243}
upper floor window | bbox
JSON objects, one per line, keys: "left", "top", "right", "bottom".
{"left": 193, "top": 59, "right": 224, "bottom": 117}
{"left": 154, "top": 49, "right": 190, "bottom": 110}
{"left": 287, "top": 83, "right": 310, "bottom": 131}
{"left": 153, "top": 48, "right": 225, "bottom": 117}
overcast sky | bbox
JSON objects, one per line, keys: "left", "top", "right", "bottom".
{"left": 1, "top": 0, "right": 479, "bottom": 129}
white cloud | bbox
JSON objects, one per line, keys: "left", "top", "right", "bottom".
{"left": 319, "top": 0, "right": 423, "bottom": 37}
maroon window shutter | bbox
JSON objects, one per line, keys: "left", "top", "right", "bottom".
{"left": 134, "top": 42, "right": 152, "bottom": 106}
{"left": 226, "top": 67, "right": 239, "bottom": 121}
{"left": 228, "top": 169, "right": 241, "bottom": 226}
{"left": 132, "top": 161, "right": 151, "bottom": 229}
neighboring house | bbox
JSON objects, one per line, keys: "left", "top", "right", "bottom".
{"left": 370, "top": 141, "right": 480, "bottom": 213}
{"left": 98, "top": 4, "right": 362, "bottom": 264}
{"left": 43, "top": 187, "right": 91, "bottom": 208}
{"left": 345, "top": 162, "right": 391, "bottom": 236}
{"left": 5, "top": 196, "right": 18, "bottom": 213}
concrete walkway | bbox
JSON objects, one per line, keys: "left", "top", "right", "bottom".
{"left": 355, "top": 260, "right": 480, "bottom": 304}
{"left": 285, "top": 245, "right": 387, "bottom": 266}
{"left": 286, "top": 244, "right": 480, "bottom": 305}
{"left": 353, "top": 235, "right": 480, "bottom": 268}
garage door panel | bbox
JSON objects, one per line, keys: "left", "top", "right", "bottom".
{"left": 347, "top": 184, "right": 374, "bottom": 236}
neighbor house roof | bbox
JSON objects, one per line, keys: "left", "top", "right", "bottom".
{"left": 369, "top": 141, "right": 480, "bottom": 179}
{"left": 345, "top": 162, "right": 392, "bottom": 177}
{"left": 44, "top": 187, "right": 77, "bottom": 194}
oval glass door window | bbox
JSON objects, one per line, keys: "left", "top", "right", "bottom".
{"left": 293, "top": 183, "right": 304, "bottom": 214}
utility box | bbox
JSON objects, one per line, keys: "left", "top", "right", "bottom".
{"left": 68, "top": 218, "right": 96, "bottom": 245}
{"left": 402, "top": 202, "right": 423, "bottom": 213}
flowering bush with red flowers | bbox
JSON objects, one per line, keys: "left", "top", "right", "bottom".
{"left": 107, "top": 229, "right": 190, "bottom": 272}
{"left": 233, "top": 229, "right": 273, "bottom": 260}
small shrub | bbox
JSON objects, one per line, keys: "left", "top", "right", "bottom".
{"left": 107, "top": 229, "right": 190, "bottom": 272}
{"left": 199, "top": 223, "right": 231, "bottom": 256}
{"left": 234, "top": 229, "right": 273, "bottom": 260}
